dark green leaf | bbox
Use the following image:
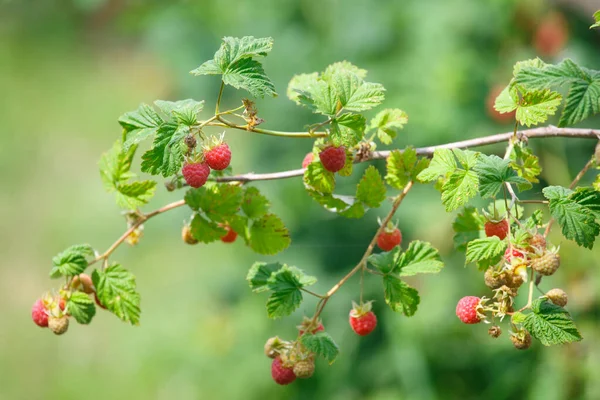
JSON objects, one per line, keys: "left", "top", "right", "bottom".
{"left": 367, "top": 247, "right": 401, "bottom": 274}
{"left": 50, "top": 244, "right": 94, "bottom": 279}
{"left": 475, "top": 154, "right": 531, "bottom": 198}
{"left": 242, "top": 187, "right": 270, "bottom": 219}
{"left": 119, "top": 104, "right": 164, "bottom": 150}
{"left": 67, "top": 291, "right": 96, "bottom": 325}
{"left": 453, "top": 206, "right": 484, "bottom": 251}
{"left": 246, "top": 262, "right": 284, "bottom": 293}
{"left": 395, "top": 241, "right": 444, "bottom": 276}
{"left": 190, "top": 213, "right": 227, "bottom": 243}
{"left": 523, "top": 299, "right": 583, "bottom": 346}
{"left": 382, "top": 276, "right": 420, "bottom": 316}
{"left": 92, "top": 265, "right": 141, "bottom": 325}
{"left": 300, "top": 332, "right": 340, "bottom": 364}
{"left": 140, "top": 123, "right": 187, "bottom": 177}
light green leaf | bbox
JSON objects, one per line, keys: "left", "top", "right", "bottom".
{"left": 338, "top": 202, "right": 366, "bottom": 219}
{"left": 249, "top": 214, "right": 291, "bottom": 255}
{"left": 154, "top": 99, "right": 204, "bottom": 126}
{"left": 190, "top": 213, "right": 227, "bottom": 243}
{"left": 395, "top": 241, "right": 444, "bottom": 276}
{"left": 246, "top": 262, "right": 284, "bottom": 293}
{"left": 368, "top": 247, "right": 401, "bottom": 274}
{"left": 50, "top": 244, "right": 94, "bottom": 279}
{"left": 300, "top": 332, "right": 340, "bottom": 364}
{"left": 516, "top": 89, "right": 562, "bottom": 127}
{"left": 99, "top": 141, "right": 157, "bottom": 210}
{"left": 287, "top": 73, "right": 319, "bottom": 104}
{"left": 441, "top": 169, "right": 479, "bottom": 212}
{"left": 330, "top": 113, "right": 366, "bottom": 147}
{"left": 386, "top": 147, "right": 429, "bottom": 189}
{"left": 510, "top": 144, "right": 542, "bottom": 187}
{"left": 523, "top": 299, "right": 582, "bottom": 346}
{"left": 92, "top": 264, "right": 141, "bottom": 325}
{"left": 474, "top": 154, "right": 531, "bottom": 198}
{"left": 140, "top": 123, "right": 187, "bottom": 177}
{"left": 591, "top": 10, "right": 600, "bottom": 29}
{"left": 265, "top": 265, "right": 306, "bottom": 318}
{"left": 465, "top": 237, "right": 507, "bottom": 268}
{"left": 184, "top": 184, "right": 243, "bottom": 221}
{"left": 453, "top": 206, "right": 484, "bottom": 251}
{"left": 368, "top": 108, "right": 408, "bottom": 145}
{"left": 323, "top": 61, "right": 368, "bottom": 80}
{"left": 558, "top": 78, "right": 600, "bottom": 127}
{"left": 416, "top": 148, "right": 457, "bottom": 182}
{"left": 382, "top": 276, "right": 420, "bottom": 316}
{"left": 356, "top": 166, "right": 386, "bottom": 208}
{"left": 119, "top": 104, "right": 164, "bottom": 150}
{"left": 543, "top": 186, "right": 600, "bottom": 249}
{"left": 331, "top": 70, "right": 385, "bottom": 112}
{"left": 67, "top": 291, "right": 96, "bottom": 325}
{"left": 242, "top": 187, "right": 271, "bottom": 219}
{"left": 337, "top": 149, "right": 354, "bottom": 177}
{"left": 494, "top": 85, "right": 518, "bottom": 114}
{"left": 304, "top": 162, "right": 335, "bottom": 194}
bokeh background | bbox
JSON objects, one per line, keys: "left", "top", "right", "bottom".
{"left": 1, "top": 0, "right": 600, "bottom": 399}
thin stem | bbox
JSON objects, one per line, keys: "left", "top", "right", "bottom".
{"left": 518, "top": 199, "right": 548, "bottom": 205}
{"left": 311, "top": 181, "right": 414, "bottom": 322}
{"left": 213, "top": 117, "right": 328, "bottom": 138}
{"left": 527, "top": 267, "right": 535, "bottom": 308}
{"left": 215, "top": 82, "right": 225, "bottom": 115}
{"left": 544, "top": 157, "right": 595, "bottom": 237}
{"left": 300, "top": 288, "right": 325, "bottom": 299}
{"left": 88, "top": 200, "right": 186, "bottom": 267}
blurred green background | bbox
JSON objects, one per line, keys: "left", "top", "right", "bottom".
{"left": 2, "top": 0, "right": 600, "bottom": 399}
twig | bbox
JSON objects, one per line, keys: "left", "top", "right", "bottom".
{"left": 310, "top": 181, "right": 414, "bottom": 323}
{"left": 209, "top": 127, "right": 600, "bottom": 184}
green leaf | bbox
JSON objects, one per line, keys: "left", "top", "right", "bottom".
{"left": 453, "top": 206, "right": 484, "bottom": 251}
{"left": 395, "top": 241, "right": 444, "bottom": 276}
{"left": 382, "top": 276, "right": 420, "bottom": 316}
{"left": 154, "top": 99, "right": 204, "bottom": 126}
{"left": 494, "top": 84, "right": 518, "bottom": 114}
{"left": 386, "top": 147, "right": 429, "bottom": 189}
{"left": 331, "top": 69, "right": 385, "bottom": 112}
{"left": 510, "top": 144, "right": 542, "bottom": 187}
{"left": 265, "top": 266, "right": 305, "bottom": 318}
{"left": 296, "top": 80, "right": 337, "bottom": 115}
{"left": 99, "top": 141, "right": 157, "bottom": 210}
{"left": 307, "top": 190, "right": 354, "bottom": 213}
{"left": 356, "top": 166, "right": 386, "bottom": 208}
{"left": 522, "top": 299, "right": 583, "bottom": 346}
{"left": 474, "top": 154, "right": 531, "bottom": 198}
{"left": 246, "top": 262, "right": 284, "bottom": 293}
{"left": 50, "top": 244, "right": 94, "bottom": 279}
{"left": 416, "top": 148, "right": 457, "bottom": 182}
{"left": 591, "top": 10, "right": 600, "bottom": 29}
{"left": 543, "top": 186, "right": 600, "bottom": 249}
{"left": 465, "top": 237, "right": 507, "bottom": 268}
{"left": 368, "top": 247, "right": 401, "bottom": 274}
{"left": 242, "top": 187, "right": 270, "bottom": 219}
{"left": 191, "top": 36, "right": 276, "bottom": 98}
{"left": 513, "top": 59, "right": 600, "bottom": 127}
{"left": 330, "top": 113, "right": 366, "bottom": 147}
{"left": 337, "top": 149, "right": 354, "bottom": 177}
{"left": 515, "top": 89, "right": 562, "bottom": 127}
{"left": 323, "top": 61, "right": 368, "bottom": 80}
{"left": 337, "top": 202, "right": 366, "bottom": 219}
{"left": 300, "top": 332, "right": 340, "bottom": 364}
{"left": 119, "top": 104, "right": 164, "bottom": 150}
{"left": 92, "top": 264, "right": 141, "bottom": 325}
{"left": 441, "top": 169, "right": 479, "bottom": 212}
{"left": 249, "top": 214, "right": 291, "bottom": 255}
{"left": 184, "top": 184, "right": 243, "bottom": 221}
{"left": 140, "top": 123, "right": 187, "bottom": 177}
{"left": 190, "top": 213, "right": 227, "bottom": 243}
{"left": 287, "top": 73, "right": 319, "bottom": 104}
{"left": 66, "top": 291, "right": 96, "bottom": 325}
{"left": 368, "top": 108, "right": 408, "bottom": 144}
{"left": 304, "top": 162, "right": 335, "bottom": 194}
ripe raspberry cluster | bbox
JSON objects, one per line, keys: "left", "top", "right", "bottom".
{"left": 31, "top": 274, "right": 104, "bottom": 335}
{"left": 456, "top": 223, "right": 568, "bottom": 350}
{"left": 182, "top": 135, "right": 232, "bottom": 189}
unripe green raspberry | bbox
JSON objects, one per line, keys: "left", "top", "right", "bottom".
{"left": 293, "top": 359, "right": 315, "bottom": 379}
{"left": 511, "top": 331, "right": 532, "bottom": 350}
{"left": 531, "top": 252, "right": 560, "bottom": 276}
{"left": 484, "top": 268, "right": 507, "bottom": 289}
{"left": 48, "top": 316, "right": 69, "bottom": 335}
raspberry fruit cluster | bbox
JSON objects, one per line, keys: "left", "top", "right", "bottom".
{"left": 182, "top": 134, "right": 232, "bottom": 189}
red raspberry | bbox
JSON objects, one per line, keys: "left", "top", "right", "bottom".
{"left": 456, "top": 296, "right": 482, "bottom": 324}
{"left": 204, "top": 143, "right": 231, "bottom": 170}
{"left": 319, "top": 146, "right": 346, "bottom": 172}
{"left": 302, "top": 153, "right": 314, "bottom": 168}
{"left": 182, "top": 162, "right": 210, "bottom": 188}
{"left": 32, "top": 299, "right": 49, "bottom": 328}
{"left": 504, "top": 247, "right": 525, "bottom": 263}
{"left": 484, "top": 219, "right": 508, "bottom": 240}
{"left": 377, "top": 228, "right": 402, "bottom": 251}
{"left": 220, "top": 226, "right": 237, "bottom": 243}
{"left": 271, "top": 357, "right": 296, "bottom": 385}
{"left": 349, "top": 302, "right": 377, "bottom": 336}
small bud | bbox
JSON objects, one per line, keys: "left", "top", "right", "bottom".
{"left": 184, "top": 134, "right": 197, "bottom": 149}
{"left": 264, "top": 336, "right": 284, "bottom": 359}
{"left": 165, "top": 181, "right": 176, "bottom": 192}
{"left": 510, "top": 330, "right": 532, "bottom": 350}
{"left": 182, "top": 225, "right": 198, "bottom": 245}
{"left": 488, "top": 325, "right": 502, "bottom": 338}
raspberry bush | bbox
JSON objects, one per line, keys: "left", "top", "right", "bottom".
{"left": 31, "top": 24, "right": 600, "bottom": 383}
